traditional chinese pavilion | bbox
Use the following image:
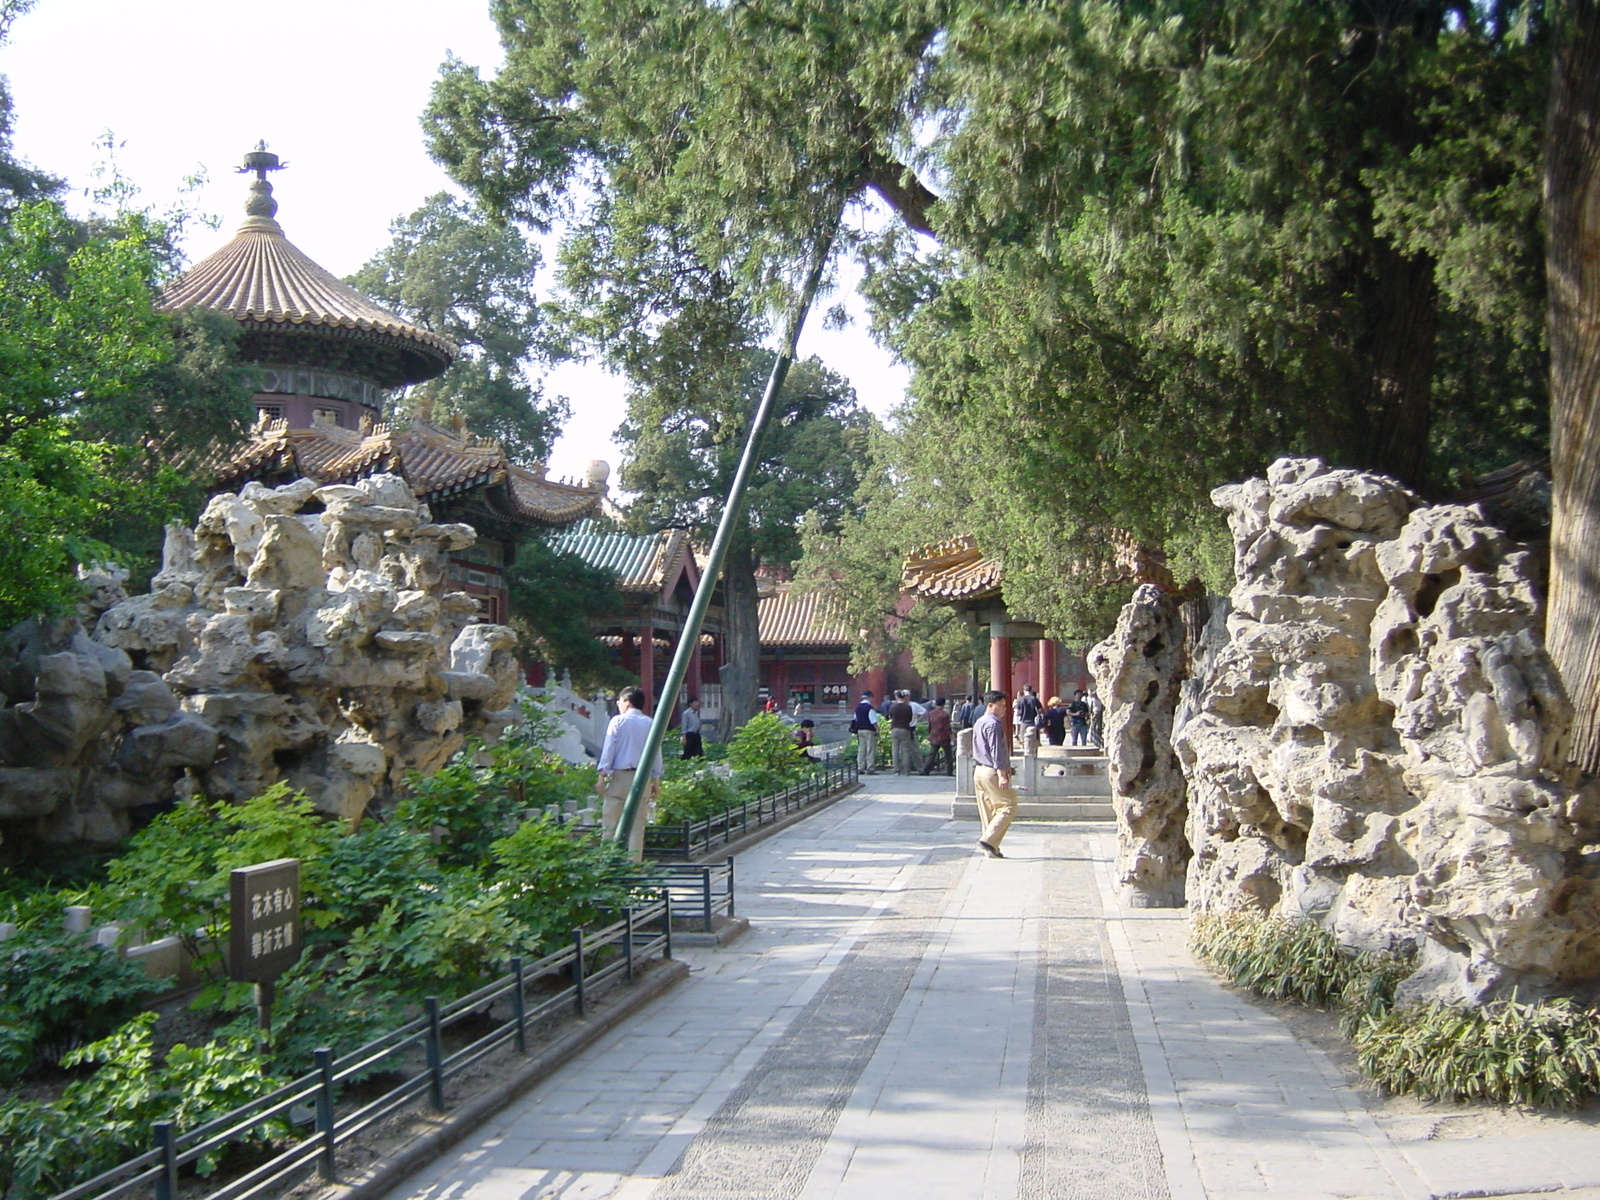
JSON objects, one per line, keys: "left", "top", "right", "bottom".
{"left": 158, "top": 144, "right": 605, "bottom": 621}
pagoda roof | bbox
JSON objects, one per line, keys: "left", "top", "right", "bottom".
{"left": 758, "top": 584, "right": 850, "bottom": 646}
{"left": 216, "top": 416, "right": 602, "bottom": 527}
{"left": 901, "top": 535, "right": 1004, "bottom": 604}
{"left": 553, "top": 520, "right": 694, "bottom": 595}
{"left": 158, "top": 147, "right": 456, "bottom": 388}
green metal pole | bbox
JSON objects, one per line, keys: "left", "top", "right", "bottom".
{"left": 614, "top": 214, "right": 842, "bottom": 849}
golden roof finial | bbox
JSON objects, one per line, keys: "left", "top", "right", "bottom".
{"left": 237, "top": 140, "right": 286, "bottom": 222}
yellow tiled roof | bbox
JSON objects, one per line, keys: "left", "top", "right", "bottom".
{"left": 901, "top": 536, "right": 1004, "bottom": 603}
{"left": 215, "top": 417, "right": 601, "bottom": 527}
{"left": 758, "top": 585, "right": 851, "bottom": 646}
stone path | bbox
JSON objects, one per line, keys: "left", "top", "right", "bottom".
{"left": 376, "top": 776, "right": 1600, "bottom": 1200}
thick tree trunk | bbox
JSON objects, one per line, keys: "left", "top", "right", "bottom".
{"left": 721, "top": 533, "right": 762, "bottom": 734}
{"left": 1346, "top": 241, "right": 1438, "bottom": 488}
{"left": 1545, "top": 0, "right": 1600, "bottom": 774}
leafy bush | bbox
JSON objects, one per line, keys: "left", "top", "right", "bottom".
{"left": 0, "top": 1014, "right": 279, "bottom": 1199}
{"left": 655, "top": 769, "right": 740, "bottom": 824}
{"left": 0, "top": 927, "right": 157, "bottom": 1080}
{"left": 726, "top": 712, "right": 807, "bottom": 779}
{"left": 491, "top": 817, "right": 653, "bottom": 950}
{"left": 392, "top": 752, "right": 522, "bottom": 869}
{"left": 1354, "top": 999, "right": 1600, "bottom": 1108}
{"left": 104, "top": 784, "right": 339, "bottom": 980}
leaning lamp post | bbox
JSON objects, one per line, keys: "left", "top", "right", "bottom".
{"left": 612, "top": 210, "right": 842, "bottom": 849}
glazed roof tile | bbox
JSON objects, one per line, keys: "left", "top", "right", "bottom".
{"left": 901, "top": 535, "right": 1004, "bottom": 603}
{"left": 553, "top": 520, "right": 693, "bottom": 593}
{"left": 758, "top": 586, "right": 850, "bottom": 646}
{"left": 160, "top": 216, "right": 457, "bottom": 369}
{"left": 215, "top": 417, "right": 600, "bottom": 527}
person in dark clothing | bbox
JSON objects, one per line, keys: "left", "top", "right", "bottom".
{"left": 1041, "top": 696, "right": 1068, "bottom": 746}
{"left": 921, "top": 698, "right": 954, "bottom": 775}
{"left": 680, "top": 696, "right": 704, "bottom": 759}
{"left": 851, "top": 691, "right": 880, "bottom": 774}
{"left": 888, "top": 690, "right": 922, "bottom": 774}
{"left": 1068, "top": 690, "right": 1091, "bottom": 746}
{"left": 794, "top": 718, "right": 820, "bottom": 762}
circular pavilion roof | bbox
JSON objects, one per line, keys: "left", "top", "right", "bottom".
{"left": 159, "top": 148, "right": 456, "bottom": 389}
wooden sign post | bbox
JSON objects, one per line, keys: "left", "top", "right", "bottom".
{"left": 229, "top": 858, "right": 303, "bottom": 1054}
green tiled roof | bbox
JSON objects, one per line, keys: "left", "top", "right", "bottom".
{"left": 553, "top": 519, "right": 690, "bottom": 593}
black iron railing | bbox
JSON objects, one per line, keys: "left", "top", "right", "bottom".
{"left": 643, "top": 758, "right": 859, "bottom": 860}
{"left": 50, "top": 895, "right": 674, "bottom": 1200}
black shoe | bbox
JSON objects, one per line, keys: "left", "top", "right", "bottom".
{"left": 978, "top": 841, "right": 1004, "bottom": 859}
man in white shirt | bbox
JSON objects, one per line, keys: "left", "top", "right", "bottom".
{"left": 680, "top": 696, "right": 704, "bottom": 759}
{"left": 595, "top": 686, "right": 663, "bottom": 859}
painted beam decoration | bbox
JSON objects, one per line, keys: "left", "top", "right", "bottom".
{"left": 228, "top": 858, "right": 302, "bottom": 983}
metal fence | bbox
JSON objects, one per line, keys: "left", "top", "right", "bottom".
{"left": 50, "top": 896, "right": 675, "bottom": 1200}
{"left": 643, "top": 757, "right": 859, "bottom": 860}
{"left": 653, "top": 859, "right": 735, "bottom": 933}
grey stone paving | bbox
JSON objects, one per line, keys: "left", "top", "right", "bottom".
{"left": 376, "top": 777, "right": 1600, "bottom": 1200}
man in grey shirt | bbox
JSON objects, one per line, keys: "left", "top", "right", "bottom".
{"left": 971, "top": 689, "right": 1019, "bottom": 858}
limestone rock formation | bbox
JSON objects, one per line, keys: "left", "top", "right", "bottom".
{"left": 1089, "top": 584, "right": 1191, "bottom": 907}
{"left": 0, "top": 473, "right": 521, "bottom": 853}
{"left": 1175, "top": 456, "right": 1600, "bottom": 1003}
{"left": 92, "top": 474, "right": 519, "bottom": 827}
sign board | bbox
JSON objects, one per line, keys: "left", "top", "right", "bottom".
{"left": 820, "top": 683, "right": 850, "bottom": 704}
{"left": 228, "top": 858, "right": 302, "bottom": 983}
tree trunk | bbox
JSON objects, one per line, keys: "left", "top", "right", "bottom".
{"left": 1545, "top": 0, "right": 1600, "bottom": 774}
{"left": 1345, "top": 240, "right": 1439, "bottom": 488}
{"left": 721, "top": 533, "right": 762, "bottom": 734}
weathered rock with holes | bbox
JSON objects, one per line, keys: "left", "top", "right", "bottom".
{"left": 0, "top": 474, "right": 520, "bottom": 854}
{"left": 1174, "top": 456, "right": 1600, "bottom": 1004}
{"left": 1089, "top": 584, "right": 1191, "bottom": 907}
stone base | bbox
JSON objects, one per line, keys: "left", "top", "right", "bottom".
{"left": 673, "top": 915, "right": 750, "bottom": 948}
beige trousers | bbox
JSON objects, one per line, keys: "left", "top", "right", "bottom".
{"left": 973, "top": 765, "right": 1019, "bottom": 848}
{"left": 600, "top": 768, "right": 649, "bottom": 860}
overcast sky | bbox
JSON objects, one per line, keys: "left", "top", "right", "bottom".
{"left": 0, "top": 0, "right": 908, "bottom": 483}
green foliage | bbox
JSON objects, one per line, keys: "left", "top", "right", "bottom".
{"left": 104, "top": 784, "right": 338, "bottom": 980}
{"left": 0, "top": 1014, "right": 279, "bottom": 1199}
{"left": 349, "top": 192, "right": 566, "bottom": 464}
{"left": 1354, "top": 999, "right": 1600, "bottom": 1109}
{"left": 1190, "top": 911, "right": 1411, "bottom": 1015}
{"left": 726, "top": 712, "right": 807, "bottom": 779}
{"left": 654, "top": 769, "right": 740, "bottom": 825}
{"left": 490, "top": 817, "right": 651, "bottom": 950}
{"left": 507, "top": 539, "right": 630, "bottom": 692}
{"left": 0, "top": 927, "right": 156, "bottom": 1080}
{"left": 391, "top": 750, "right": 522, "bottom": 869}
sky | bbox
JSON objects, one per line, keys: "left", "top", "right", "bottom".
{"left": 0, "top": 0, "right": 910, "bottom": 484}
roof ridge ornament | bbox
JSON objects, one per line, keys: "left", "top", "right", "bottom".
{"left": 237, "top": 140, "right": 286, "bottom": 226}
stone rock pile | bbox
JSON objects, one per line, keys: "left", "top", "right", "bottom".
{"left": 1160, "top": 456, "right": 1600, "bottom": 1003}
{"left": 0, "top": 474, "right": 521, "bottom": 851}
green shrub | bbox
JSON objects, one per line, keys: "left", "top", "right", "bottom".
{"left": 0, "top": 1014, "right": 279, "bottom": 1199}
{"left": 1354, "top": 999, "right": 1600, "bottom": 1108}
{"left": 0, "top": 927, "right": 157, "bottom": 1080}
{"left": 491, "top": 818, "right": 653, "bottom": 950}
{"left": 393, "top": 751, "right": 521, "bottom": 869}
{"left": 726, "top": 712, "right": 806, "bottom": 779}
{"left": 1190, "top": 910, "right": 1411, "bottom": 1015}
{"left": 656, "top": 770, "right": 740, "bottom": 825}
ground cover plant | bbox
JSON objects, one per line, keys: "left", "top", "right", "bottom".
{"left": 1191, "top": 910, "right": 1600, "bottom": 1108}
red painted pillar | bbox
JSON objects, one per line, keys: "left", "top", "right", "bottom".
{"left": 1038, "top": 639, "right": 1058, "bottom": 702}
{"left": 640, "top": 613, "right": 655, "bottom": 709}
{"left": 991, "top": 632, "right": 1013, "bottom": 746}
{"left": 687, "top": 632, "right": 703, "bottom": 699}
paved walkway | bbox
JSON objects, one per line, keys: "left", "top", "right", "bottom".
{"left": 378, "top": 777, "right": 1600, "bottom": 1200}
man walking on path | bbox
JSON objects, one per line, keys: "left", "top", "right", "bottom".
{"left": 972, "top": 689, "right": 1019, "bottom": 857}
{"left": 889, "top": 689, "right": 923, "bottom": 774}
{"left": 595, "top": 686, "right": 662, "bottom": 860}
{"left": 850, "top": 690, "right": 879, "bottom": 774}
{"left": 680, "top": 696, "right": 704, "bottom": 759}
{"left": 921, "top": 697, "right": 954, "bottom": 775}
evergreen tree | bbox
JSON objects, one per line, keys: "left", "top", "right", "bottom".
{"left": 349, "top": 193, "right": 567, "bottom": 465}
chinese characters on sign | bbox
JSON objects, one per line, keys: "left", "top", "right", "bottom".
{"left": 228, "top": 858, "right": 302, "bottom": 983}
